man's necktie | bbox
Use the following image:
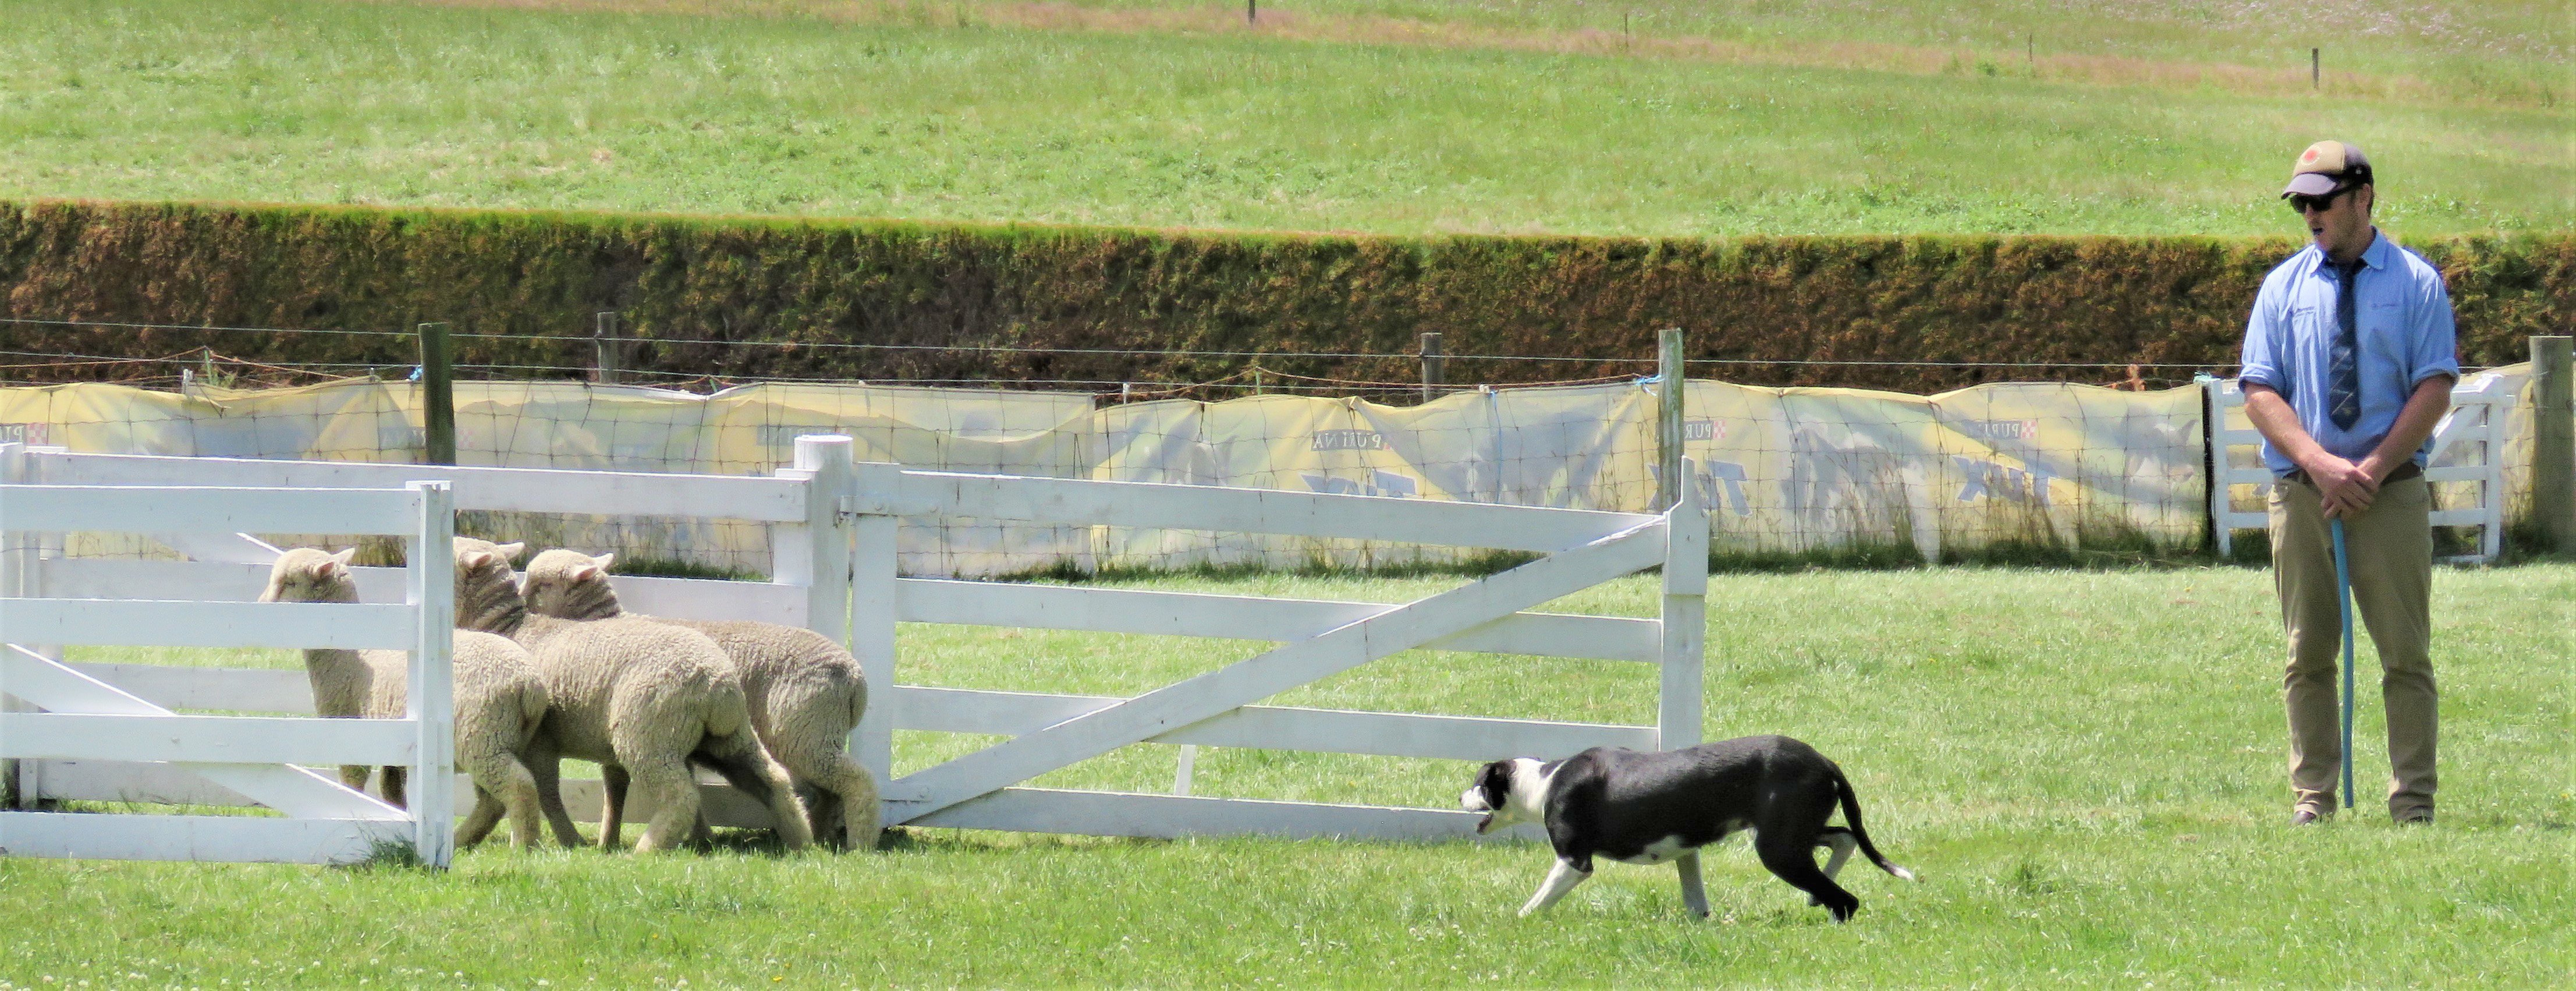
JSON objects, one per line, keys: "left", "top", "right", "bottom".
{"left": 2326, "top": 260, "right": 2363, "bottom": 431}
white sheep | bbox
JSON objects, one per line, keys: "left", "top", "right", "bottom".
{"left": 452, "top": 538, "right": 812, "bottom": 853}
{"left": 520, "top": 550, "right": 881, "bottom": 851}
{"left": 258, "top": 547, "right": 551, "bottom": 849}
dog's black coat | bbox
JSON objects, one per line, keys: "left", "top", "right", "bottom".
{"left": 1470, "top": 734, "right": 1908, "bottom": 921}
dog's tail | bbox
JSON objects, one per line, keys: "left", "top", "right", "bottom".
{"left": 1829, "top": 762, "right": 1917, "bottom": 882}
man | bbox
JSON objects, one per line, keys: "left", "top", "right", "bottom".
{"left": 2238, "top": 140, "right": 2457, "bottom": 825}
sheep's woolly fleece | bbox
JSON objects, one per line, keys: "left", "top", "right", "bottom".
{"left": 259, "top": 546, "right": 551, "bottom": 849}
{"left": 452, "top": 537, "right": 813, "bottom": 853}
{"left": 521, "top": 548, "right": 881, "bottom": 850}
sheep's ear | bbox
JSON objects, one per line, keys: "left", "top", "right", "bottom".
{"left": 568, "top": 563, "right": 602, "bottom": 584}
{"left": 315, "top": 560, "right": 346, "bottom": 581}
{"left": 329, "top": 547, "right": 359, "bottom": 565}
{"left": 494, "top": 541, "right": 527, "bottom": 562}
{"left": 590, "top": 552, "right": 616, "bottom": 571}
{"left": 462, "top": 550, "right": 496, "bottom": 571}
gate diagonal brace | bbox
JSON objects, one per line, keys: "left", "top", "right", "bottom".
{"left": 882, "top": 518, "right": 1670, "bottom": 823}
{"left": 2, "top": 643, "right": 400, "bottom": 822}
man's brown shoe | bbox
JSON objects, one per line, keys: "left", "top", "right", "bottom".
{"left": 2292, "top": 808, "right": 2326, "bottom": 825}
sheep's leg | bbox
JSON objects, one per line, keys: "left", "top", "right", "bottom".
{"left": 685, "top": 790, "right": 716, "bottom": 851}
{"left": 775, "top": 742, "right": 881, "bottom": 852}
{"left": 498, "top": 759, "right": 545, "bottom": 850}
{"left": 598, "top": 764, "right": 631, "bottom": 851}
{"left": 339, "top": 766, "right": 371, "bottom": 792}
{"left": 524, "top": 736, "right": 586, "bottom": 848}
{"left": 456, "top": 751, "right": 545, "bottom": 850}
{"left": 698, "top": 734, "right": 814, "bottom": 852}
{"left": 796, "top": 781, "right": 844, "bottom": 851}
{"left": 619, "top": 755, "right": 700, "bottom": 855}
{"left": 380, "top": 766, "right": 407, "bottom": 810}
{"left": 456, "top": 785, "right": 507, "bottom": 849}
{"left": 817, "top": 759, "right": 879, "bottom": 851}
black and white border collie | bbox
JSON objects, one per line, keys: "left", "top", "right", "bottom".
{"left": 1461, "top": 735, "right": 1915, "bottom": 921}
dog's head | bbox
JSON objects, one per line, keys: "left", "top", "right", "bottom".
{"left": 1459, "top": 758, "right": 1544, "bottom": 834}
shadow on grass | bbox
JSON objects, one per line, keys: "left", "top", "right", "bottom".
{"left": 686, "top": 824, "right": 1175, "bottom": 856}
{"left": 989, "top": 549, "right": 1546, "bottom": 584}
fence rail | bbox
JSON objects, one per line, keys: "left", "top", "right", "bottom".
{"left": 40, "top": 451, "right": 810, "bottom": 523}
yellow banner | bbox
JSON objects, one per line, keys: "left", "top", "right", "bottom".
{"left": 11, "top": 372, "right": 2446, "bottom": 575}
{"left": 1672, "top": 380, "right": 2206, "bottom": 560}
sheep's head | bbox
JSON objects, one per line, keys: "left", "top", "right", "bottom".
{"left": 259, "top": 547, "right": 361, "bottom": 604}
{"left": 452, "top": 537, "right": 529, "bottom": 633}
{"left": 521, "top": 550, "right": 623, "bottom": 621}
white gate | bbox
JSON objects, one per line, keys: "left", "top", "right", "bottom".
{"left": 857, "top": 465, "right": 1709, "bottom": 840}
{"left": 2205, "top": 374, "right": 2516, "bottom": 563}
{"left": 0, "top": 443, "right": 457, "bottom": 866}
{"left": 0, "top": 439, "right": 1707, "bottom": 844}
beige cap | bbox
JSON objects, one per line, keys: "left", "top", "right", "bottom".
{"left": 2283, "top": 140, "right": 2372, "bottom": 197}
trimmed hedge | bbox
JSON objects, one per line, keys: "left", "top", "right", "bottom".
{"left": 2, "top": 200, "right": 2567, "bottom": 394}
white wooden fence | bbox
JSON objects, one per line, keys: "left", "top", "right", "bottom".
{"left": 860, "top": 464, "right": 1705, "bottom": 840}
{"left": 0, "top": 443, "right": 458, "bottom": 866}
{"left": 2204, "top": 375, "right": 2515, "bottom": 562}
{"left": 0, "top": 438, "right": 856, "bottom": 836}
{"left": 0, "top": 437, "right": 1705, "bottom": 845}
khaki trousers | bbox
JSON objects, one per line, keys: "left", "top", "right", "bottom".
{"left": 2268, "top": 475, "right": 2437, "bottom": 819}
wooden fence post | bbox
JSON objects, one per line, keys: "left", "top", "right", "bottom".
{"left": 594, "top": 312, "right": 622, "bottom": 385}
{"left": 418, "top": 322, "right": 456, "bottom": 466}
{"left": 1, "top": 442, "right": 22, "bottom": 808}
{"left": 847, "top": 461, "right": 903, "bottom": 791}
{"left": 1659, "top": 330, "right": 1708, "bottom": 914}
{"left": 406, "top": 480, "right": 456, "bottom": 868}
{"left": 794, "top": 436, "right": 856, "bottom": 646}
{"left": 1660, "top": 456, "right": 1710, "bottom": 916}
{"left": 1656, "top": 328, "right": 1686, "bottom": 512}
{"left": 2198, "top": 374, "right": 2226, "bottom": 558}
{"left": 2534, "top": 336, "right": 2574, "bottom": 553}
{"left": 1420, "top": 332, "right": 1444, "bottom": 404}
{"left": 1659, "top": 469, "right": 1708, "bottom": 751}
{"left": 772, "top": 436, "right": 877, "bottom": 829}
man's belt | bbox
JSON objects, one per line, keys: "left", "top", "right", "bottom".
{"left": 2286, "top": 462, "right": 2423, "bottom": 486}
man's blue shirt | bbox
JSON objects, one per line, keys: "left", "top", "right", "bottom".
{"left": 2238, "top": 230, "right": 2460, "bottom": 477}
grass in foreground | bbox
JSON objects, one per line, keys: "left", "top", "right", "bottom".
{"left": 8, "top": 564, "right": 2570, "bottom": 986}
{"left": 0, "top": 0, "right": 2564, "bottom": 235}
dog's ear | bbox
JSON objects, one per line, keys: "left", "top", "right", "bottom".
{"left": 1475, "top": 760, "right": 1516, "bottom": 806}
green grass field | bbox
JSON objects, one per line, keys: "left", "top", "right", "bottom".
{"left": 0, "top": 0, "right": 2564, "bottom": 235}
{"left": 6, "top": 564, "right": 2568, "bottom": 986}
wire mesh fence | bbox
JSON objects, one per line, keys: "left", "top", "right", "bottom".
{"left": 0, "top": 318, "right": 2536, "bottom": 576}
{"left": 0, "top": 315, "right": 2230, "bottom": 396}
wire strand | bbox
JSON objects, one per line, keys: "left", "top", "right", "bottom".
{"left": 0, "top": 316, "right": 2243, "bottom": 370}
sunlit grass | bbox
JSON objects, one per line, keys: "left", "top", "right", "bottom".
{"left": 13, "top": 563, "right": 2570, "bottom": 985}
{"left": 0, "top": 0, "right": 2563, "bottom": 235}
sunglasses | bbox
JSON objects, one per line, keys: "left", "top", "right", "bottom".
{"left": 2287, "top": 187, "right": 2356, "bottom": 214}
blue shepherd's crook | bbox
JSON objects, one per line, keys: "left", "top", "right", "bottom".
{"left": 2330, "top": 518, "right": 2357, "bottom": 811}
